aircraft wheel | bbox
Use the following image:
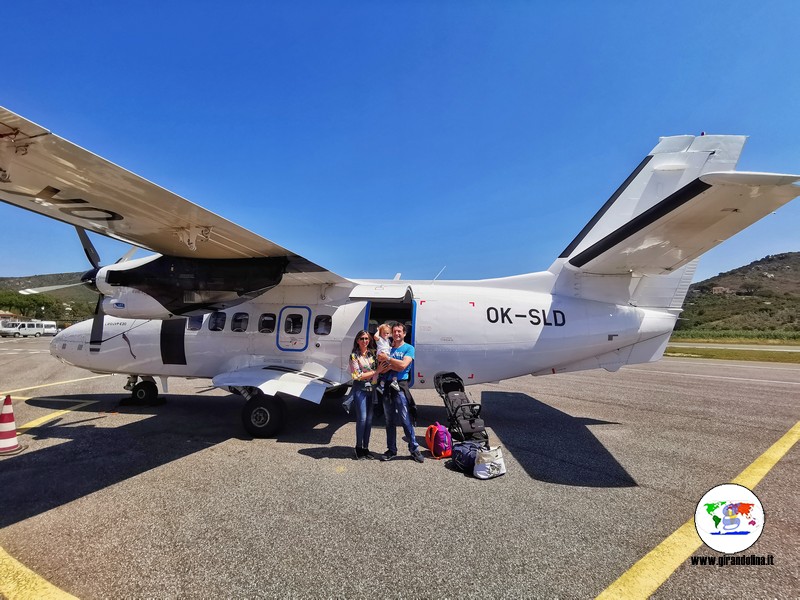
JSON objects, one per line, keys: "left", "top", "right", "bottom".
{"left": 242, "top": 393, "right": 285, "bottom": 438}
{"left": 131, "top": 380, "right": 158, "bottom": 403}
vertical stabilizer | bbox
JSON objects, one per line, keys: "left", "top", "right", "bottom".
{"left": 545, "top": 135, "right": 800, "bottom": 309}
{"left": 557, "top": 135, "right": 747, "bottom": 264}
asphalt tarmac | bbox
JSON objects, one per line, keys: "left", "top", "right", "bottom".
{"left": 0, "top": 337, "right": 798, "bottom": 599}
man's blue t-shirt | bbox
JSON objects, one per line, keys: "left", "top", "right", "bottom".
{"left": 390, "top": 343, "right": 415, "bottom": 381}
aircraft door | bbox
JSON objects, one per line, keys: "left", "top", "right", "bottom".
{"left": 277, "top": 306, "right": 311, "bottom": 352}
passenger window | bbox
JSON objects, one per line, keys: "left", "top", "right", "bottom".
{"left": 231, "top": 312, "right": 249, "bottom": 332}
{"left": 314, "top": 315, "right": 332, "bottom": 335}
{"left": 208, "top": 312, "right": 226, "bottom": 332}
{"left": 284, "top": 313, "right": 303, "bottom": 334}
{"left": 258, "top": 313, "right": 276, "bottom": 333}
{"left": 187, "top": 315, "right": 204, "bottom": 331}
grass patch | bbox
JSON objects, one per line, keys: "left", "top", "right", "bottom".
{"left": 664, "top": 346, "right": 800, "bottom": 363}
{"left": 669, "top": 337, "right": 800, "bottom": 346}
{"left": 670, "top": 329, "right": 800, "bottom": 344}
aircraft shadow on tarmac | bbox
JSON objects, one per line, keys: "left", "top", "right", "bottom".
{"left": 0, "top": 392, "right": 354, "bottom": 528}
{"left": 0, "top": 390, "right": 635, "bottom": 527}
{"left": 480, "top": 391, "right": 637, "bottom": 488}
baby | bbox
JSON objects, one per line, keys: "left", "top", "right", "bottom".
{"left": 374, "top": 323, "right": 401, "bottom": 393}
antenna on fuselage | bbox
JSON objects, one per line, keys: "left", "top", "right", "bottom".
{"left": 432, "top": 266, "right": 446, "bottom": 283}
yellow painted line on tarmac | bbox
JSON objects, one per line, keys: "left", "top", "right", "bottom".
{"left": 0, "top": 374, "right": 111, "bottom": 397}
{"left": 1, "top": 400, "right": 102, "bottom": 597}
{"left": 596, "top": 420, "right": 800, "bottom": 600}
{"left": 16, "top": 401, "right": 97, "bottom": 435}
{"left": 0, "top": 545, "right": 79, "bottom": 599}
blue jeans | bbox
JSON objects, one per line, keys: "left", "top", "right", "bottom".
{"left": 352, "top": 382, "right": 374, "bottom": 449}
{"left": 382, "top": 384, "right": 418, "bottom": 453}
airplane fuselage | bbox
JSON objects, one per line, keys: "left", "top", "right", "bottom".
{"left": 51, "top": 272, "right": 677, "bottom": 395}
{"left": 4, "top": 107, "right": 798, "bottom": 436}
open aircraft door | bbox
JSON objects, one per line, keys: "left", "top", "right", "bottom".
{"left": 349, "top": 283, "right": 416, "bottom": 385}
{"left": 348, "top": 284, "right": 413, "bottom": 303}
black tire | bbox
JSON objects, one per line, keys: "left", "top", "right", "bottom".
{"left": 13, "top": 332, "right": 20, "bottom": 338}
{"left": 131, "top": 380, "right": 158, "bottom": 403}
{"left": 242, "top": 394, "right": 285, "bottom": 438}
{"left": 34, "top": 332, "right": 41, "bottom": 337}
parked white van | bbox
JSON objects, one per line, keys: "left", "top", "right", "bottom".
{"left": 0, "top": 321, "right": 58, "bottom": 337}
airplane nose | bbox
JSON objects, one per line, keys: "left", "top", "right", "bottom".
{"left": 50, "top": 330, "right": 64, "bottom": 358}
{"left": 49, "top": 321, "right": 92, "bottom": 367}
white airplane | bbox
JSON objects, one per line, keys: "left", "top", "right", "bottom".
{"left": 1, "top": 107, "right": 798, "bottom": 437}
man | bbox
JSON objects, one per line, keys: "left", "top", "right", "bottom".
{"left": 377, "top": 322, "right": 423, "bottom": 463}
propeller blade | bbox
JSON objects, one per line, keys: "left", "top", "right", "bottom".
{"left": 19, "top": 282, "right": 85, "bottom": 295}
{"left": 89, "top": 296, "right": 105, "bottom": 353}
{"left": 75, "top": 226, "right": 101, "bottom": 269}
{"left": 115, "top": 246, "right": 138, "bottom": 264}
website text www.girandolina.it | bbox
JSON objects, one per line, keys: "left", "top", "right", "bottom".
{"left": 690, "top": 554, "right": 775, "bottom": 567}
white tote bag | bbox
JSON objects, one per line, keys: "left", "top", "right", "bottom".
{"left": 473, "top": 446, "right": 507, "bottom": 479}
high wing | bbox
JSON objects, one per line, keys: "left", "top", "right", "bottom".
{"left": 0, "top": 107, "right": 346, "bottom": 285}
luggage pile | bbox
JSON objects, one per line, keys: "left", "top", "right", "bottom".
{"left": 431, "top": 372, "right": 506, "bottom": 479}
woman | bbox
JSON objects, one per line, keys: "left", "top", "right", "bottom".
{"left": 349, "top": 329, "right": 378, "bottom": 459}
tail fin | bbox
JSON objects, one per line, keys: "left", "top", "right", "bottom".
{"left": 550, "top": 134, "right": 800, "bottom": 308}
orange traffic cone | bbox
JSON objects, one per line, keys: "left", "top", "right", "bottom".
{"left": 0, "top": 395, "right": 25, "bottom": 456}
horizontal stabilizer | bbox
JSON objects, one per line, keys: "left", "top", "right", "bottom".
{"left": 568, "top": 171, "right": 800, "bottom": 275}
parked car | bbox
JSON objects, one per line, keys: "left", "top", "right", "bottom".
{"left": 0, "top": 321, "right": 58, "bottom": 337}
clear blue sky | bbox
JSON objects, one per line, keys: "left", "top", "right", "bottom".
{"left": 2, "top": 2, "right": 799, "bottom": 282}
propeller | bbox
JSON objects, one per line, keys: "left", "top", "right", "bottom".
{"left": 19, "top": 226, "right": 137, "bottom": 351}
{"left": 18, "top": 228, "right": 137, "bottom": 295}
{"left": 76, "top": 226, "right": 101, "bottom": 270}
{"left": 19, "top": 282, "right": 86, "bottom": 295}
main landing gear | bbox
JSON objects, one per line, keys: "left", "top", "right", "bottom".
{"left": 236, "top": 387, "right": 286, "bottom": 438}
{"left": 122, "top": 375, "right": 161, "bottom": 405}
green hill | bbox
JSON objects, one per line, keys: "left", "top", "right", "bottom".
{"left": 676, "top": 252, "right": 800, "bottom": 338}
{"left": 0, "top": 272, "right": 97, "bottom": 322}
{"left": 0, "top": 272, "right": 97, "bottom": 302}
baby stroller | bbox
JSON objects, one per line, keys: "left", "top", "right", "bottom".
{"left": 433, "top": 372, "right": 489, "bottom": 443}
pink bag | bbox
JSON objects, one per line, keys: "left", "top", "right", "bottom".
{"left": 425, "top": 422, "right": 453, "bottom": 459}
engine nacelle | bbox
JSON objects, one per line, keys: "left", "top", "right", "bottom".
{"left": 102, "top": 288, "right": 174, "bottom": 319}
{"left": 90, "top": 253, "right": 287, "bottom": 319}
